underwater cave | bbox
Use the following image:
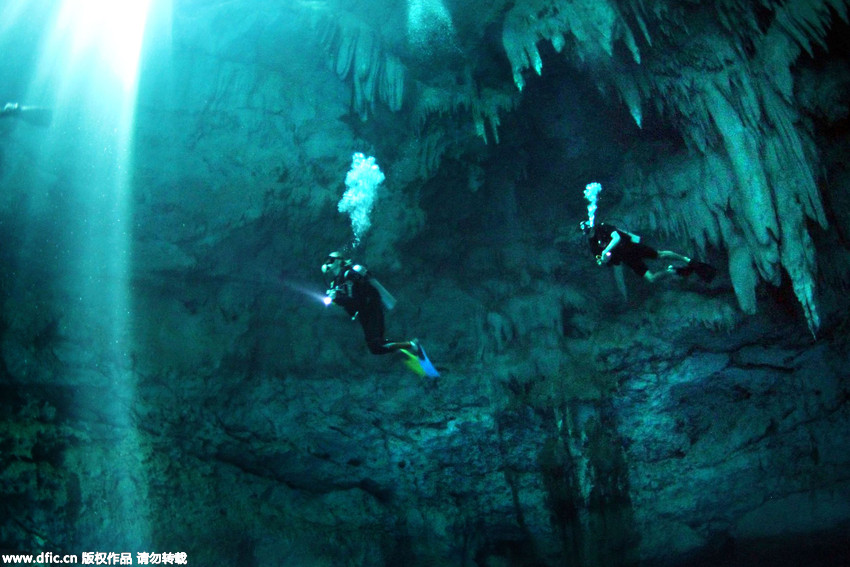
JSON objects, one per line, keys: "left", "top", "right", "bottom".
{"left": 1, "top": 0, "right": 849, "bottom": 565}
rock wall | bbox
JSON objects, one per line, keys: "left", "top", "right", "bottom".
{"left": 3, "top": 276, "right": 849, "bottom": 565}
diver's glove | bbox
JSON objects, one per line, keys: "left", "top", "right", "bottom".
{"left": 323, "top": 289, "right": 337, "bottom": 306}
{"left": 596, "top": 252, "right": 612, "bottom": 265}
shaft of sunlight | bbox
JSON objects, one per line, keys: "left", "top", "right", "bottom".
{"left": 16, "top": 0, "right": 166, "bottom": 551}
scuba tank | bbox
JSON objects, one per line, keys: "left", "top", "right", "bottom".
{"left": 350, "top": 264, "right": 397, "bottom": 310}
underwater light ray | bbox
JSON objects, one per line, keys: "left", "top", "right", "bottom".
{"left": 19, "top": 0, "right": 160, "bottom": 552}
{"left": 0, "top": 0, "right": 29, "bottom": 36}
{"left": 47, "top": 0, "right": 153, "bottom": 92}
{"left": 281, "top": 279, "right": 333, "bottom": 306}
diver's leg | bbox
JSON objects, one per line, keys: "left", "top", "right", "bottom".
{"left": 361, "top": 309, "right": 390, "bottom": 355}
{"left": 658, "top": 250, "right": 691, "bottom": 263}
{"left": 644, "top": 268, "right": 676, "bottom": 283}
{"left": 361, "top": 307, "right": 417, "bottom": 355}
{"left": 379, "top": 340, "right": 417, "bottom": 354}
{"left": 627, "top": 257, "right": 672, "bottom": 284}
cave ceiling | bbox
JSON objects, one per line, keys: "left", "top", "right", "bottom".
{"left": 239, "top": 0, "right": 850, "bottom": 332}
{"left": 2, "top": 0, "right": 849, "bottom": 340}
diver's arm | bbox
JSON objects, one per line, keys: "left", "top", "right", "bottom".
{"left": 620, "top": 229, "right": 641, "bottom": 243}
{"left": 327, "top": 282, "right": 349, "bottom": 306}
{"left": 328, "top": 277, "right": 360, "bottom": 316}
{"left": 599, "top": 231, "right": 621, "bottom": 263}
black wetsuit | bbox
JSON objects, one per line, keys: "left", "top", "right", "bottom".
{"left": 0, "top": 104, "right": 20, "bottom": 119}
{"left": 589, "top": 223, "right": 658, "bottom": 277}
{"left": 330, "top": 265, "right": 394, "bottom": 355}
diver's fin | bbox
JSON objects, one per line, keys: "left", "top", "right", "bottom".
{"left": 400, "top": 342, "right": 439, "bottom": 378}
{"left": 691, "top": 261, "right": 717, "bottom": 283}
{"left": 416, "top": 344, "right": 440, "bottom": 378}
{"left": 676, "top": 261, "right": 717, "bottom": 283}
{"left": 400, "top": 349, "right": 426, "bottom": 376}
{"left": 19, "top": 106, "right": 53, "bottom": 127}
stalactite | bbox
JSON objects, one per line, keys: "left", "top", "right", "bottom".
{"left": 727, "top": 236, "right": 760, "bottom": 315}
{"left": 762, "top": 106, "right": 825, "bottom": 226}
{"left": 380, "top": 55, "right": 404, "bottom": 112}
{"left": 776, "top": 181, "right": 821, "bottom": 332}
{"left": 334, "top": 25, "right": 357, "bottom": 78}
{"left": 619, "top": 19, "right": 642, "bottom": 64}
{"left": 617, "top": 136, "right": 823, "bottom": 325}
{"left": 757, "top": 28, "right": 827, "bottom": 229}
{"left": 612, "top": 70, "right": 643, "bottom": 127}
{"left": 412, "top": 86, "right": 444, "bottom": 131}
{"left": 417, "top": 131, "right": 448, "bottom": 177}
{"left": 627, "top": 0, "right": 653, "bottom": 46}
{"left": 501, "top": 6, "right": 544, "bottom": 91}
{"left": 409, "top": 83, "right": 512, "bottom": 174}
{"left": 314, "top": 12, "right": 406, "bottom": 118}
{"left": 412, "top": 85, "right": 467, "bottom": 132}
{"left": 470, "top": 88, "right": 517, "bottom": 144}
{"left": 412, "top": 83, "right": 518, "bottom": 146}
{"left": 353, "top": 27, "right": 374, "bottom": 83}
{"left": 619, "top": 99, "right": 828, "bottom": 330}
{"left": 500, "top": 0, "right": 642, "bottom": 91}
{"left": 703, "top": 81, "right": 781, "bottom": 281}
{"left": 774, "top": 0, "right": 848, "bottom": 56}
{"left": 621, "top": 150, "right": 732, "bottom": 254}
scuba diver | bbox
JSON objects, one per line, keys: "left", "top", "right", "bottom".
{"left": 582, "top": 221, "right": 717, "bottom": 283}
{"left": 321, "top": 251, "right": 425, "bottom": 357}
{"left": 1, "top": 103, "right": 53, "bottom": 127}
